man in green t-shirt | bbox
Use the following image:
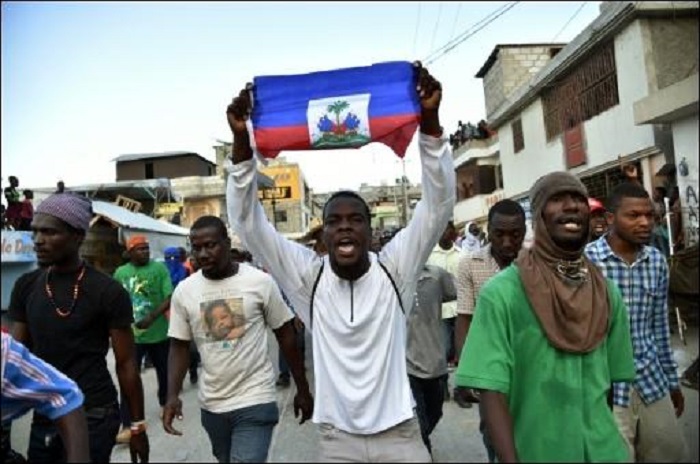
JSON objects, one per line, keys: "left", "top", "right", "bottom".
{"left": 456, "top": 172, "right": 636, "bottom": 462}
{"left": 113, "top": 235, "right": 174, "bottom": 443}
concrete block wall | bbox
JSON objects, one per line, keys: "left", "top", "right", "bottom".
{"left": 501, "top": 46, "right": 552, "bottom": 100}
{"left": 484, "top": 46, "right": 555, "bottom": 118}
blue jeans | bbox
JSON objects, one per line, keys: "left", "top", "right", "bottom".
{"left": 27, "top": 402, "right": 120, "bottom": 463}
{"left": 120, "top": 339, "right": 169, "bottom": 426}
{"left": 200, "top": 402, "right": 279, "bottom": 463}
{"left": 409, "top": 374, "right": 447, "bottom": 453}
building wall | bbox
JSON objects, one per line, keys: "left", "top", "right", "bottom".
{"left": 453, "top": 189, "right": 505, "bottom": 226}
{"left": 182, "top": 197, "right": 224, "bottom": 228}
{"left": 483, "top": 57, "right": 505, "bottom": 118}
{"left": 116, "top": 157, "right": 215, "bottom": 181}
{"left": 647, "top": 17, "right": 699, "bottom": 91}
{"left": 499, "top": 21, "right": 657, "bottom": 198}
{"left": 483, "top": 46, "right": 559, "bottom": 118}
{"left": 261, "top": 200, "right": 305, "bottom": 235}
{"left": 673, "top": 114, "right": 699, "bottom": 247}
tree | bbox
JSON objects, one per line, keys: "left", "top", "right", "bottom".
{"left": 327, "top": 101, "right": 350, "bottom": 130}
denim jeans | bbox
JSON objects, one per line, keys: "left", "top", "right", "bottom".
{"left": 27, "top": 402, "right": 120, "bottom": 463}
{"left": 408, "top": 374, "right": 447, "bottom": 453}
{"left": 200, "top": 402, "right": 279, "bottom": 463}
{"left": 120, "top": 339, "right": 169, "bottom": 426}
{"left": 278, "top": 325, "right": 305, "bottom": 377}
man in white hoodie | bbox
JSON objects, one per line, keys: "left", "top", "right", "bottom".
{"left": 225, "top": 65, "right": 455, "bottom": 462}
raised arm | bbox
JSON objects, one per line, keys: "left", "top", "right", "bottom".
{"left": 225, "top": 88, "right": 319, "bottom": 323}
{"left": 381, "top": 66, "right": 456, "bottom": 284}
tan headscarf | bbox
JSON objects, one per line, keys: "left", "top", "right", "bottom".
{"left": 516, "top": 172, "right": 610, "bottom": 354}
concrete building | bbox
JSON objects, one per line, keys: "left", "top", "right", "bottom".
{"left": 452, "top": 135, "right": 503, "bottom": 230}
{"left": 114, "top": 151, "right": 217, "bottom": 181}
{"left": 634, "top": 72, "right": 699, "bottom": 247}
{"left": 452, "top": 42, "right": 566, "bottom": 229}
{"left": 478, "top": 1, "right": 698, "bottom": 222}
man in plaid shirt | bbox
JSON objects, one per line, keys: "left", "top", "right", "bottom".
{"left": 585, "top": 182, "right": 687, "bottom": 462}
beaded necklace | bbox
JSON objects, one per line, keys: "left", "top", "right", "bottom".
{"left": 45, "top": 263, "right": 86, "bottom": 318}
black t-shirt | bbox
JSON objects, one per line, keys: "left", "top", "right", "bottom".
{"left": 9, "top": 264, "right": 133, "bottom": 409}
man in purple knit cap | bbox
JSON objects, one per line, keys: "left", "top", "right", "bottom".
{"left": 9, "top": 193, "right": 150, "bottom": 463}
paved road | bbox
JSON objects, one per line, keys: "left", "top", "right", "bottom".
{"left": 10, "top": 326, "right": 699, "bottom": 462}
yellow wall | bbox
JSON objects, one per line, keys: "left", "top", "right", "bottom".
{"left": 259, "top": 165, "right": 303, "bottom": 202}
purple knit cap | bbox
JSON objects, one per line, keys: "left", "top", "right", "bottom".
{"left": 35, "top": 193, "right": 93, "bottom": 232}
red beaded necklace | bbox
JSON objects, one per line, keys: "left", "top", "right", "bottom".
{"left": 44, "top": 263, "right": 86, "bottom": 318}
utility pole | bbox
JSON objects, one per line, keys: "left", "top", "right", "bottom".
{"left": 401, "top": 158, "right": 409, "bottom": 227}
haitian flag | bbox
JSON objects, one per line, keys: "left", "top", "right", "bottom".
{"left": 250, "top": 61, "right": 421, "bottom": 159}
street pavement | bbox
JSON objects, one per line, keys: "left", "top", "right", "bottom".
{"left": 10, "top": 325, "right": 699, "bottom": 462}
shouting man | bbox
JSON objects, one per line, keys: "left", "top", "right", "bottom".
{"left": 226, "top": 65, "right": 454, "bottom": 462}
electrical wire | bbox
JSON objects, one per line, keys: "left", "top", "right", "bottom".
{"left": 411, "top": 2, "right": 422, "bottom": 57}
{"left": 551, "top": 2, "right": 588, "bottom": 42}
{"left": 423, "top": 1, "right": 519, "bottom": 65}
{"left": 430, "top": 3, "right": 444, "bottom": 53}
{"left": 449, "top": 3, "right": 463, "bottom": 43}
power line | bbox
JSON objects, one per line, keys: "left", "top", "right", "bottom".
{"left": 551, "top": 2, "right": 587, "bottom": 42}
{"left": 448, "top": 3, "right": 464, "bottom": 43}
{"left": 423, "top": 1, "right": 515, "bottom": 62}
{"left": 430, "top": 3, "right": 444, "bottom": 53}
{"left": 411, "top": 2, "right": 422, "bottom": 57}
{"left": 423, "top": 1, "right": 520, "bottom": 65}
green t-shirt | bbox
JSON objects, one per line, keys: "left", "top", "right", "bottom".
{"left": 113, "top": 261, "right": 173, "bottom": 344}
{"left": 456, "top": 265, "right": 635, "bottom": 463}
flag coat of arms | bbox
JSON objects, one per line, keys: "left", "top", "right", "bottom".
{"left": 250, "top": 61, "right": 421, "bottom": 158}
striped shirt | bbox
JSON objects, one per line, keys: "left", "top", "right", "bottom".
{"left": 585, "top": 237, "right": 679, "bottom": 407}
{"left": 456, "top": 244, "right": 502, "bottom": 315}
{"left": 1, "top": 333, "right": 84, "bottom": 425}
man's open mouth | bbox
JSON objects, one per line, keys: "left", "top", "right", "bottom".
{"left": 336, "top": 238, "right": 357, "bottom": 257}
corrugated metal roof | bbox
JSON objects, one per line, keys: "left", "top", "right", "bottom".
{"left": 112, "top": 151, "right": 216, "bottom": 166}
{"left": 93, "top": 201, "right": 190, "bottom": 236}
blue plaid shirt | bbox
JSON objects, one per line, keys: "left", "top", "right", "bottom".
{"left": 585, "top": 237, "right": 679, "bottom": 407}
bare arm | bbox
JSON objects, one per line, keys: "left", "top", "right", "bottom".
{"left": 481, "top": 390, "right": 518, "bottom": 463}
{"left": 273, "top": 321, "right": 313, "bottom": 424}
{"left": 455, "top": 314, "right": 472, "bottom": 361}
{"left": 111, "top": 328, "right": 144, "bottom": 421}
{"left": 163, "top": 338, "right": 190, "bottom": 435}
{"left": 10, "top": 321, "right": 31, "bottom": 347}
{"left": 110, "top": 327, "right": 149, "bottom": 461}
{"left": 54, "top": 408, "right": 90, "bottom": 463}
{"left": 135, "top": 296, "right": 172, "bottom": 330}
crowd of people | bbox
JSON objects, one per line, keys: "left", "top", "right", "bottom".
{"left": 2, "top": 177, "right": 66, "bottom": 231}
{"left": 1, "top": 66, "right": 697, "bottom": 464}
{"left": 448, "top": 120, "right": 495, "bottom": 151}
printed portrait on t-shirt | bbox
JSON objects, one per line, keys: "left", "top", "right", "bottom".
{"left": 201, "top": 298, "right": 246, "bottom": 341}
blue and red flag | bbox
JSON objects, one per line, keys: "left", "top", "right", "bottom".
{"left": 250, "top": 61, "right": 421, "bottom": 159}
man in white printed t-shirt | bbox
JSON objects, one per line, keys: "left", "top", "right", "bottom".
{"left": 162, "top": 216, "right": 313, "bottom": 463}
{"left": 225, "top": 65, "right": 455, "bottom": 462}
